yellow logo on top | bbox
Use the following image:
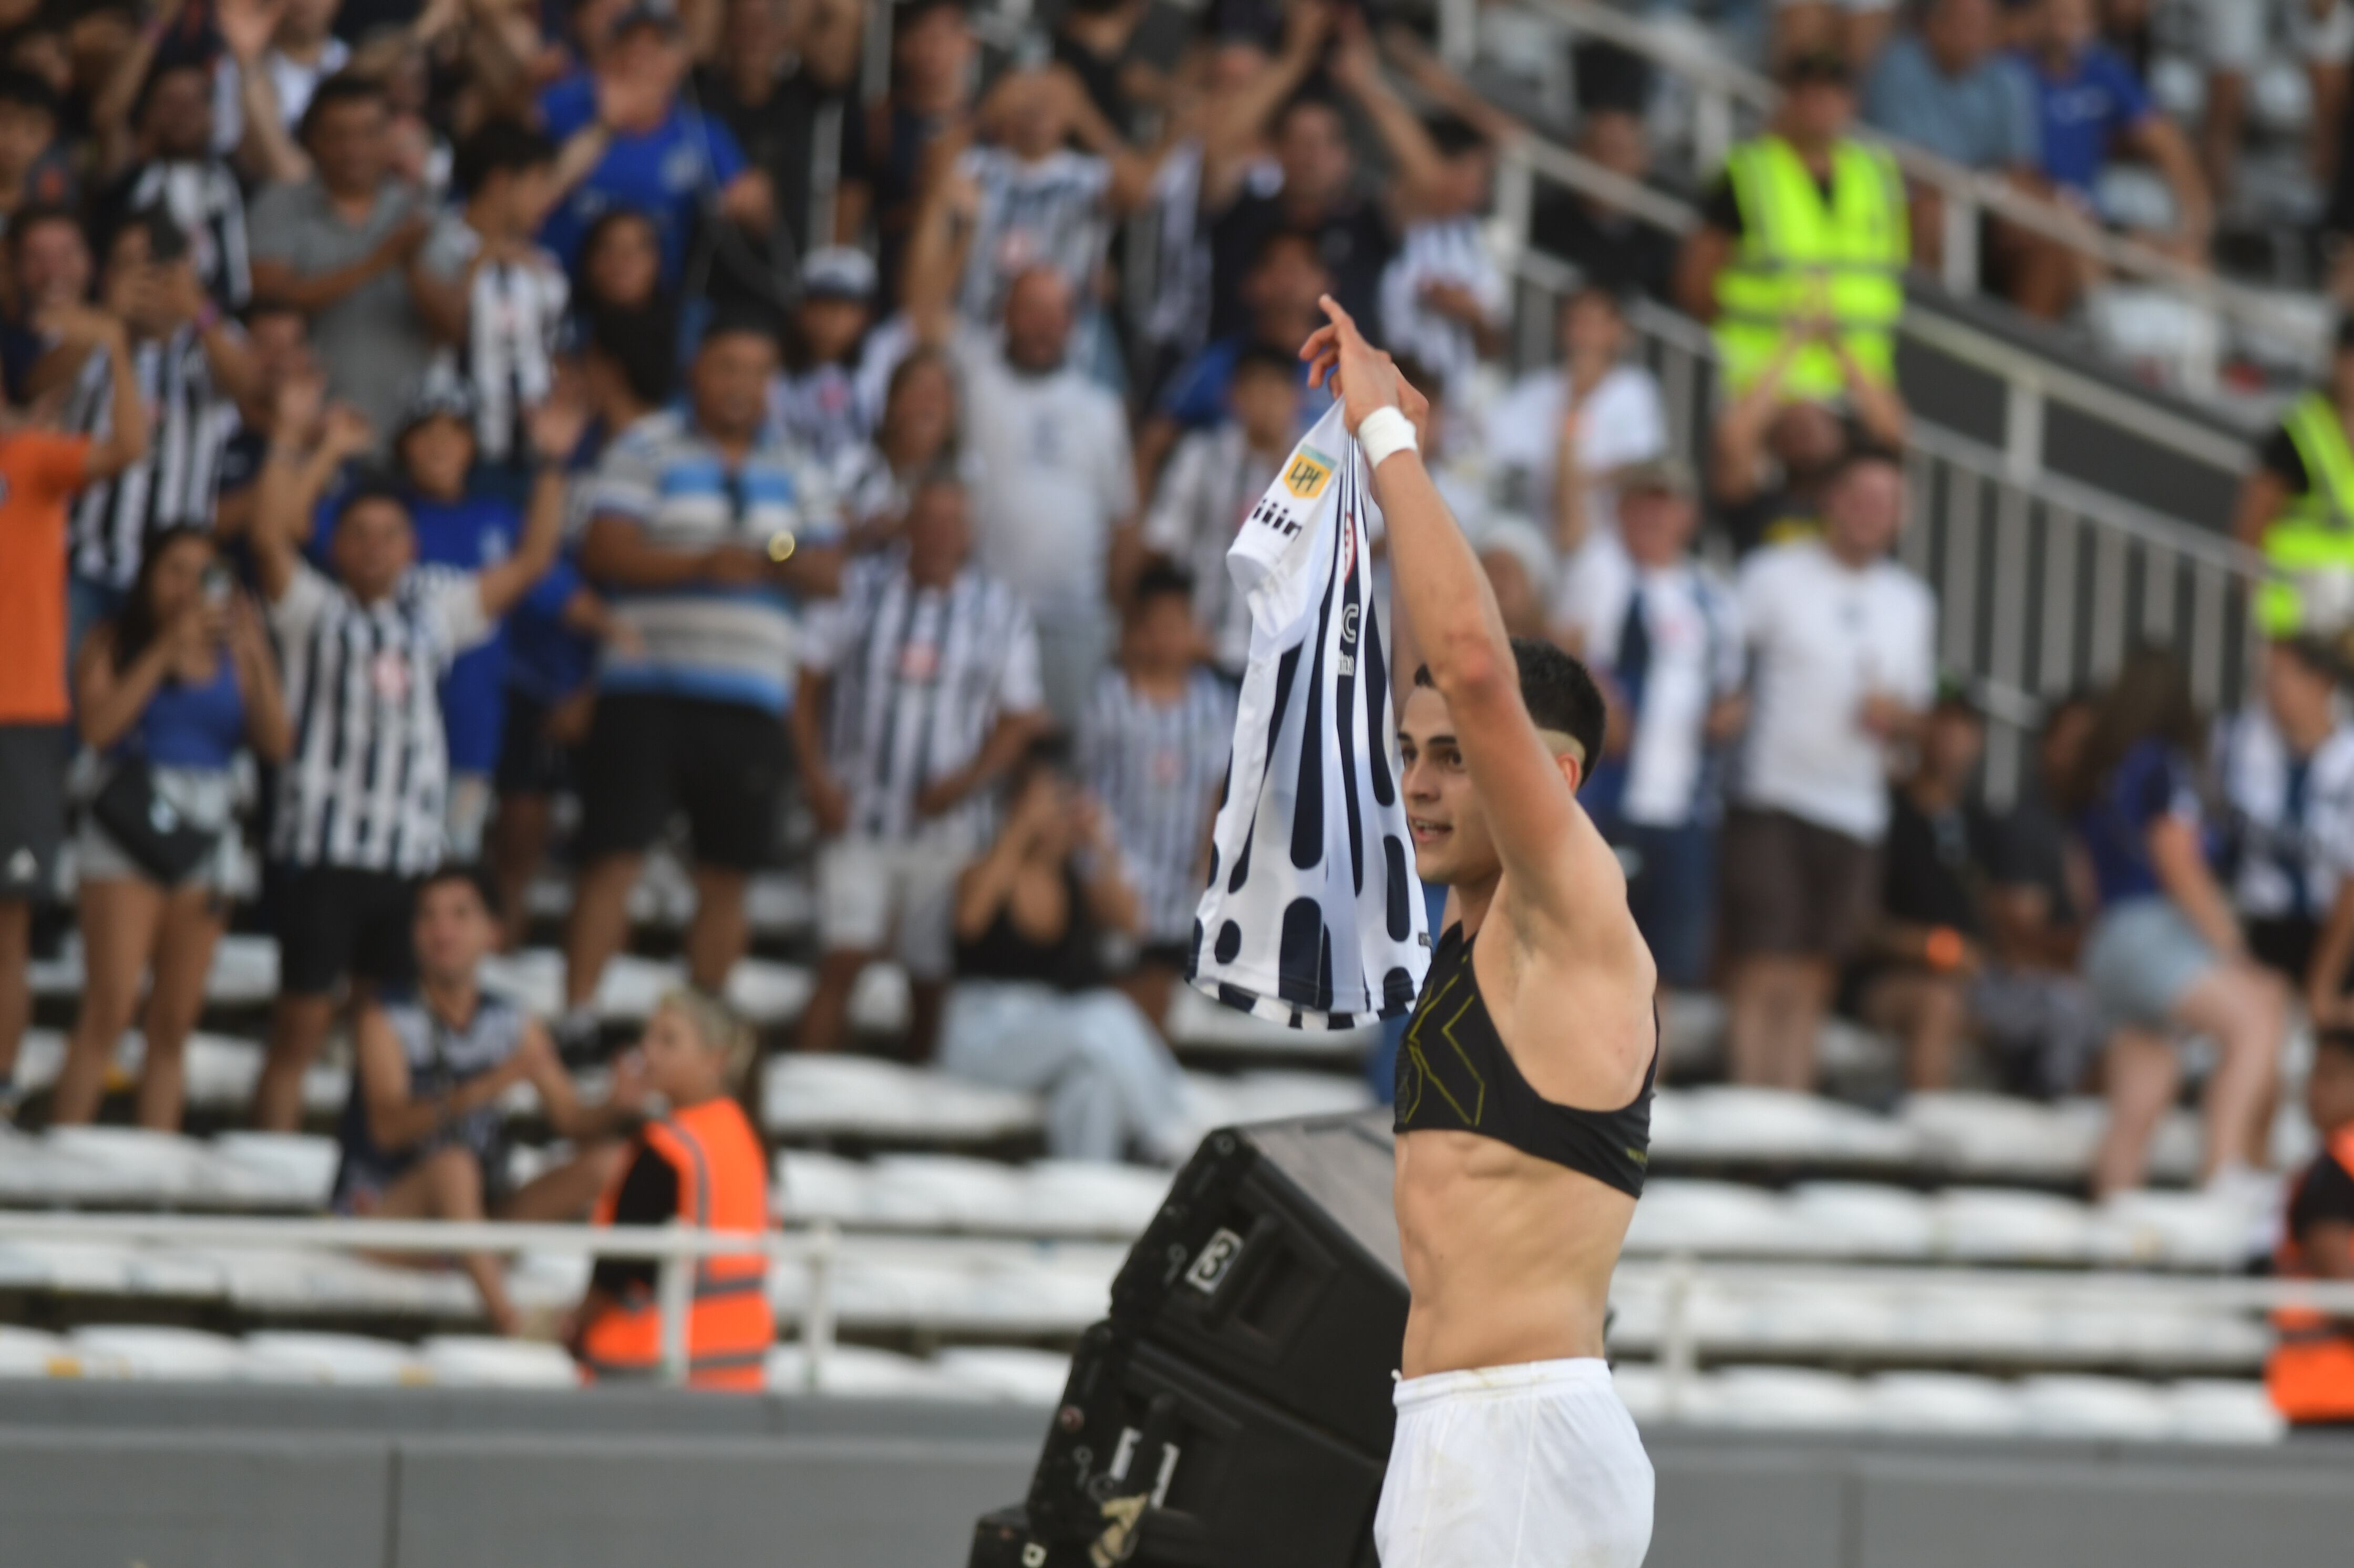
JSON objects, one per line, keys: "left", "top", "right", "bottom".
{"left": 1284, "top": 446, "right": 1337, "bottom": 501}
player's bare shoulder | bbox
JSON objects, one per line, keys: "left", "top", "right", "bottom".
{"left": 1485, "top": 873, "right": 1656, "bottom": 1110}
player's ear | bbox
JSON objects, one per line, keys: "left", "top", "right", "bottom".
{"left": 1557, "top": 752, "right": 1584, "bottom": 795}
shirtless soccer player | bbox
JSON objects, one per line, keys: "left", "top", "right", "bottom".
{"left": 1303, "top": 299, "right": 1657, "bottom": 1567}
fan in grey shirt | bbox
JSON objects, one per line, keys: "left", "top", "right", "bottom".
{"left": 249, "top": 75, "right": 433, "bottom": 451}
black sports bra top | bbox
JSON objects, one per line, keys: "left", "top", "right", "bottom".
{"left": 1392, "top": 923, "right": 1656, "bottom": 1198}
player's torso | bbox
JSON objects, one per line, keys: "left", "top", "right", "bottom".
{"left": 1391, "top": 908, "right": 1652, "bottom": 1378}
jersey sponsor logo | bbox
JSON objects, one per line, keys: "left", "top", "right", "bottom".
{"left": 1283, "top": 444, "right": 1336, "bottom": 500}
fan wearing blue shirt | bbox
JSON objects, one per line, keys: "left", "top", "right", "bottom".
{"left": 314, "top": 375, "right": 586, "bottom": 862}
{"left": 536, "top": 5, "right": 773, "bottom": 283}
{"left": 2011, "top": 0, "right": 2208, "bottom": 297}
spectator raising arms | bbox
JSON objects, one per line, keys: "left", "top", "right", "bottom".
{"left": 0, "top": 299, "right": 151, "bottom": 1120}
{"left": 244, "top": 374, "right": 577, "bottom": 1130}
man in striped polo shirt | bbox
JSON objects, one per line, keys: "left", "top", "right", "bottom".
{"left": 789, "top": 470, "right": 1047, "bottom": 1056}
{"left": 562, "top": 311, "right": 844, "bottom": 1047}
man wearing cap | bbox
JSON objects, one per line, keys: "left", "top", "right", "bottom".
{"left": 1677, "top": 49, "right": 1909, "bottom": 404}
{"left": 536, "top": 3, "right": 773, "bottom": 283}
{"left": 2234, "top": 320, "right": 2354, "bottom": 637}
{"left": 1554, "top": 456, "right": 1746, "bottom": 990}
{"left": 772, "top": 245, "right": 889, "bottom": 471}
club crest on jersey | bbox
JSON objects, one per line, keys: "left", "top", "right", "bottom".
{"left": 1283, "top": 445, "right": 1337, "bottom": 500}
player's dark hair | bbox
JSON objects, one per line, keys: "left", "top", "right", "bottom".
{"left": 416, "top": 861, "right": 502, "bottom": 923}
{"left": 1413, "top": 638, "right": 1607, "bottom": 791}
{"left": 1131, "top": 562, "right": 1195, "bottom": 612}
{"left": 453, "top": 117, "right": 555, "bottom": 199}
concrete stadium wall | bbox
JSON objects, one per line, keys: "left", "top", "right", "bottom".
{"left": 3, "top": 1386, "right": 2351, "bottom": 1567}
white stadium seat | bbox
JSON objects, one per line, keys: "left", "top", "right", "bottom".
{"left": 932, "top": 1346, "right": 1075, "bottom": 1405}
{"left": 775, "top": 1150, "right": 877, "bottom": 1226}
{"left": 240, "top": 1331, "right": 429, "bottom": 1386}
{"left": 1701, "top": 1366, "right": 1872, "bottom": 1429}
{"left": 1863, "top": 1372, "right": 2025, "bottom": 1435}
{"left": 2015, "top": 1375, "right": 2176, "bottom": 1440}
{"left": 1782, "top": 1183, "right": 1937, "bottom": 1260}
{"left": 1623, "top": 1180, "right": 1808, "bottom": 1257}
{"left": 417, "top": 1336, "right": 581, "bottom": 1388}
{"left": 1933, "top": 1187, "right": 2095, "bottom": 1263}
{"left": 69, "top": 1325, "right": 247, "bottom": 1381}
{"left": 1649, "top": 1087, "right": 1923, "bottom": 1167}
{"left": 764, "top": 1342, "right": 976, "bottom": 1399}
{"left": 2165, "top": 1379, "right": 2287, "bottom": 1445}
{"left": 0, "top": 1325, "right": 88, "bottom": 1379}
{"left": 762, "top": 1054, "right": 1043, "bottom": 1142}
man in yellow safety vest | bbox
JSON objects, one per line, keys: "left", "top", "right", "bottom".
{"left": 1678, "top": 50, "right": 1909, "bottom": 403}
{"left": 2233, "top": 319, "right": 2354, "bottom": 637}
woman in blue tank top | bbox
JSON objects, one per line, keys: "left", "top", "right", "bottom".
{"left": 2063, "top": 648, "right": 2287, "bottom": 1198}
{"left": 54, "top": 529, "right": 291, "bottom": 1129}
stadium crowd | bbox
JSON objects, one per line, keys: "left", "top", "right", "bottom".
{"left": 1, "top": 0, "right": 2353, "bottom": 1360}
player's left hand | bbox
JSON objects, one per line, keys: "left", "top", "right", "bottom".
{"left": 1299, "top": 295, "right": 1430, "bottom": 448}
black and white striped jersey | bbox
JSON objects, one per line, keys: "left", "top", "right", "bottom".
{"left": 953, "top": 146, "right": 1111, "bottom": 327}
{"left": 104, "top": 159, "right": 252, "bottom": 309}
{"left": 66, "top": 328, "right": 236, "bottom": 589}
{"left": 800, "top": 552, "right": 1045, "bottom": 844}
{"left": 267, "top": 562, "right": 493, "bottom": 877}
{"left": 1080, "top": 667, "right": 1235, "bottom": 946}
{"left": 1141, "top": 422, "right": 1282, "bottom": 679}
{"left": 1189, "top": 401, "right": 1430, "bottom": 1028}
{"left": 420, "top": 218, "right": 569, "bottom": 465}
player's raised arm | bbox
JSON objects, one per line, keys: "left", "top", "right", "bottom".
{"left": 1302, "top": 296, "right": 1622, "bottom": 940}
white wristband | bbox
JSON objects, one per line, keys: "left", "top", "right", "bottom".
{"left": 1356, "top": 406, "right": 1419, "bottom": 472}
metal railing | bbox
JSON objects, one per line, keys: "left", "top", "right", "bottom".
{"left": 1622, "top": 1253, "right": 2354, "bottom": 1419}
{"left": 1509, "top": 0, "right": 2319, "bottom": 384}
{"left": 1501, "top": 170, "right": 2268, "bottom": 806}
{"left": 0, "top": 1211, "right": 841, "bottom": 1392}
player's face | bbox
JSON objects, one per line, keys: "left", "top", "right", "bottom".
{"left": 1397, "top": 684, "right": 1500, "bottom": 888}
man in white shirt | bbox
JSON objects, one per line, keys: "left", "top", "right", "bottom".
{"left": 1722, "top": 445, "right": 1936, "bottom": 1088}
{"left": 1484, "top": 283, "right": 1665, "bottom": 587}
{"left": 917, "top": 263, "right": 1137, "bottom": 727}
{"left": 1556, "top": 457, "right": 1744, "bottom": 988}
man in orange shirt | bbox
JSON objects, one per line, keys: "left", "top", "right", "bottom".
{"left": 0, "top": 301, "right": 147, "bottom": 1118}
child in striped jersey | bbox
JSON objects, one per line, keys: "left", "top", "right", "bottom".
{"left": 1081, "top": 565, "right": 1236, "bottom": 1030}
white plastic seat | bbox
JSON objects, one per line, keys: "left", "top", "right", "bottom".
{"left": 2165, "top": 1379, "right": 2286, "bottom": 1445}
{"left": 0, "top": 1325, "right": 87, "bottom": 1379}
{"left": 70, "top": 1325, "right": 247, "bottom": 1381}
{"left": 2093, "top": 1189, "right": 2254, "bottom": 1271}
{"left": 932, "top": 1346, "right": 1074, "bottom": 1405}
{"left": 504, "top": 1252, "right": 593, "bottom": 1313}
{"left": 205, "top": 935, "right": 281, "bottom": 1007}
{"left": 1902, "top": 1092, "right": 2094, "bottom": 1180}
{"left": 1863, "top": 1372, "right": 2024, "bottom": 1435}
{"left": 241, "top": 1330, "right": 429, "bottom": 1386}
{"left": 1654, "top": 1087, "right": 1921, "bottom": 1166}
{"left": 0, "top": 1240, "right": 140, "bottom": 1294}
{"left": 764, "top": 1342, "right": 975, "bottom": 1399}
{"left": 865, "top": 1154, "right": 1031, "bottom": 1230}
{"left": 1738, "top": 1282, "right": 1903, "bottom": 1354}
{"left": 1886, "top": 1287, "right": 2055, "bottom": 1359}
{"left": 418, "top": 1335, "right": 580, "bottom": 1388}
{"left": 1622, "top": 1180, "right": 1803, "bottom": 1256}
{"left": 1783, "top": 1182, "right": 1936, "bottom": 1260}
{"left": 1699, "top": 1365, "right": 1870, "bottom": 1430}
{"left": 745, "top": 872, "right": 814, "bottom": 937}
{"left": 2015, "top": 1374, "right": 2174, "bottom": 1440}
{"left": 1933, "top": 1187, "right": 2094, "bottom": 1263}
{"left": 762, "top": 1054, "right": 1042, "bottom": 1141}
{"left": 724, "top": 958, "right": 813, "bottom": 1028}
{"left": 1019, "top": 1160, "right": 1171, "bottom": 1237}
{"left": 845, "top": 964, "right": 912, "bottom": 1036}
{"left": 774, "top": 1150, "right": 875, "bottom": 1226}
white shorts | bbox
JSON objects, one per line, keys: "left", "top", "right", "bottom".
{"left": 815, "top": 824, "right": 977, "bottom": 979}
{"left": 1375, "top": 1359, "right": 1653, "bottom": 1568}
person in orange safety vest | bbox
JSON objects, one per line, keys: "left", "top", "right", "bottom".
{"left": 575, "top": 989, "right": 773, "bottom": 1389}
{"left": 2268, "top": 1026, "right": 2354, "bottom": 1426}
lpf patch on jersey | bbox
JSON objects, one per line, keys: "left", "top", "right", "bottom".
{"left": 1283, "top": 445, "right": 1337, "bottom": 500}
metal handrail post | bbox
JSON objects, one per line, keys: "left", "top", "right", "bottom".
{"left": 803, "top": 1220, "right": 839, "bottom": 1394}
{"left": 657, "top": 1218, "right": 694, "bottom": 1387}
